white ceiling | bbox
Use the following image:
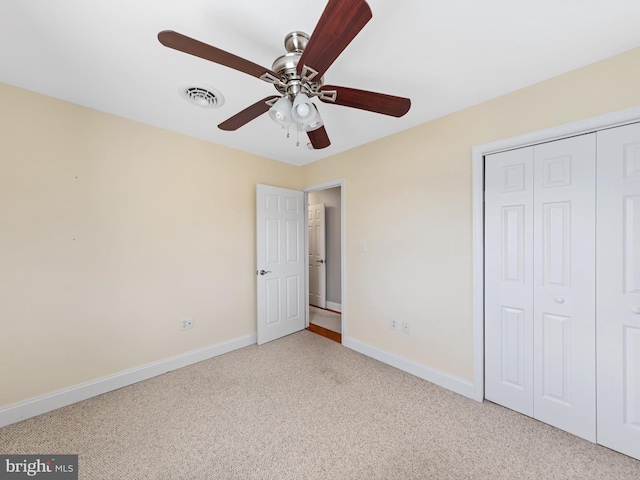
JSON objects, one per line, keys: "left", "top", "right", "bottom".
{"left": 2, "top": 1, "right": 640, "bottom": 166}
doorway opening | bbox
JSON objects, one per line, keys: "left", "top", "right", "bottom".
{"left": 304, "top": 181, "right": 344, "bottom": 343}
{"left": 307, "top": 307, "right": 341, "bottom": 342}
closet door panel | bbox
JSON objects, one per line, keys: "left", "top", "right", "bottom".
{"left": 533, "top": 134, "right": 596, "bottom": 442}
{"left": 485, "top": 147, "right": 535, "bottom": 416}
{"left": 597, "top": 123, "right": 640, "bottom": 460}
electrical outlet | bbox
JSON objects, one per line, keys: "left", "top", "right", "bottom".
{"left": 389, "top": 318, "right": 398, "bottom": 331}
{"left": 402, "top": 321, "right": 410, "bottom": 334}
{"left": 180, "top": 317, "right": 194, "bottom": 331}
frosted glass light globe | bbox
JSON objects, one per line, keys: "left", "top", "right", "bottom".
{"left": 296, "top": 103, "right": 310, "bottom": 117}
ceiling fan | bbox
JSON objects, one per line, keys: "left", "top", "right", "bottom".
{"left": 158, "top": 0, "right": 411, "bottom": 150}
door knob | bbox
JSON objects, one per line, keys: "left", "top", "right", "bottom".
{"left": 316, "top": 259, "right": 325, "bottom": 264}
{"left": 554, "top": 297, "right": 565, "bottom": 304}
{"left": 632, "top": 307, "right": 640, "bottom": 314}
{"left": 257, "top": 270, "right": 272, "bottom": 276}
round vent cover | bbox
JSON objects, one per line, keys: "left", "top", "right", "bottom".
{"left": 179, "top": 85, "right": 225, "bottom": 108}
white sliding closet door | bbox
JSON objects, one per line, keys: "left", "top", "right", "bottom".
{"left": 485, "top": 134, "right": 597, "bottom": 442}
{"left": 532, "top": 135, "right": 596, "bottom": 442}
{"left": 485, "top": 147, "right": 535, "bottom": 416}
{"left": 596, "top": 123, "right": 640, "bottom": 460}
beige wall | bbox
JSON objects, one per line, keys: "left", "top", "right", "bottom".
{"left": 0, "top": 83, "right": 301, "bottom": 407}
{"left": 2, "top": 47, "right": 640, "bottom": 409}
{"left": 302, "top": 47, "right": 640, "bottom": 381}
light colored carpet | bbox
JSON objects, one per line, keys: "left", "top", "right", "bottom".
{"left": 309, "top": 306, "right": 341, "bottom": 333}
{"left": 1, "top": 331, "right": 638, "bottom": 479}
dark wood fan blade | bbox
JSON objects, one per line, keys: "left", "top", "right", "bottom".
{"left": 218, "top": 96, "right": 280, "bottom": 131}
{"left": 296, "top": 0, "right": 372, "bottom": 81}
{"left": 319, "top": 85, "right": 411, "bottom": 117}
{"left": 307, "top": 126, "right": 331, "bottom": 149}
{"left": 158, "top": 30, "right": 281, "bottom": 84}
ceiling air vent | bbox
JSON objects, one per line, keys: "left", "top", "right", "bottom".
{"left": 179, "top": 85, "right": 224, "bottom": 108}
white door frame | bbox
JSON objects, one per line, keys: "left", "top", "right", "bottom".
{"left": 302, "top": 179, "right": 346, "bottom": 339}
{"left": 471, "top": 105, "right": 640, "bottom": 402}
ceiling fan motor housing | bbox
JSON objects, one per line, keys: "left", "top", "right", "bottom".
{"left": 284, "top": 31, "right": 308, "bottom": 53}
{"left": 272, "top": 32, "right": 323, "bottom": 98}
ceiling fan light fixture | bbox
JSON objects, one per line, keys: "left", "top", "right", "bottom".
{"left": 291, "top": 93, "right": 315, "bottom": 123}
{"left": 302, "top": 105, "right": 324, "bottom": 132}
{"left": 303, "top": 119, "right": 323, "bottom": 132}
{"left": 296, "top": 103, "right": 310, "bottom": 117}
{"left": 268, "top": 96, "right": 293, "bottom": 126}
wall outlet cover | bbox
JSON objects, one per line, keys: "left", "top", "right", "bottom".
{"left": 180, "top": 317, "right": 195, "bottom": 331}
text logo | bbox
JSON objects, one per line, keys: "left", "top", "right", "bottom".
{"left": 0, "top": 456, "right": 77, "bottom": 479}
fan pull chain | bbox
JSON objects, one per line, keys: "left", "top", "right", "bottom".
{"left": 296, "top": 123, "right": 300, "bottom": 147}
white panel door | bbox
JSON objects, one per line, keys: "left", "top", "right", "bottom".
{"left": 256, "top": 184, "right": 305, "bottom": 345}
{"left": 596, "top": 123, "right": 640, "bottom": 460}
{"left": 308, "top": 203, "right": 326, "bottom": 308}
{"left": 485, "top": 147, "right": 535, "bottom": 416}
{"left": 532, "top": 134, "right": 596, "bottom": 442}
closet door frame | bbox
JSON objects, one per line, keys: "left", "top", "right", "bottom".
{"left": 471, "top": 105, "right": 640, "bottom": 403}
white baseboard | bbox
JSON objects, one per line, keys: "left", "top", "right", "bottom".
{"left": 325, "top": 301, "right": 342, "bottom": 313}
{"left": 0, "top": 333, "right": 257, "bottom": 428}
{"left": 343, "top": 336, "right": 476, "bottom": 400}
